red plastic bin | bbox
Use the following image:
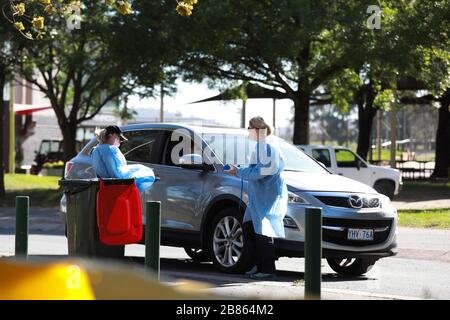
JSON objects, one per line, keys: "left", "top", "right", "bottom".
{"left": 96, "top": 179, "right": 142, "bottom": 245}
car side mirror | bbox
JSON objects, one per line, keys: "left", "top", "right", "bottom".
{"left": 179, "top": 154, "right": 203, "bottom": 165}
{"left": 356, "top": 160, "right": 361, "bottom": 170}
{"left": 318, "top": 161, "right": 326, "bottom": 168}
{"left": 179, "top": 154, "right": 211, "bottom": 171}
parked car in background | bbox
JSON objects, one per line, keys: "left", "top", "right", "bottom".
{"left": 297, "top": 145, "right": 402, "bottom": 200}
{"left": 31, "top": 139, "right": 83, "bottom": 175}
{"left": 61, "top": 124, "right": 398, "bottom": 276}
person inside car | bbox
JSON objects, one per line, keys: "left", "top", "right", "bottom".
{"left": 92, "top": 125, "right": 156, "bottom": 193}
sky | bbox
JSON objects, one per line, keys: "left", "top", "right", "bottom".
{"left": 128, "top": 80, "right": 295, "bottom": 129}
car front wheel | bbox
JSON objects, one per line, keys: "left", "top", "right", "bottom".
{"left": 374, "top": 180, "right": 395, "bottom": 200}
{"left": 327, "top": 258, "right": 377, "bottom": 276}
{"left": 208, "top": 207, "right": 254, "bottom": 274}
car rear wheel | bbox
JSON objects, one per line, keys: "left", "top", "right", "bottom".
{"left": 208, "top": 207, "right": 254, "bottom": 274}
{"left": 184, "top": 247, "right": 210, "bottom": 262}
{"left": 374, "top": 180, "right": 395, "bottom": 200}
{"left": 327, "top": 258, "right": 377, "bottom": 276}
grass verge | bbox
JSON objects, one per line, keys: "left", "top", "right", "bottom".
{"left": 1, "top": 174, "right": 62, "bottom": 207}
{"left": 398, "top": 208, "right": 450, "bottom": 229}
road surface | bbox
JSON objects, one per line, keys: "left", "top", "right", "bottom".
{"left": 0, "top": 207, "right": 449, "bottom": 300}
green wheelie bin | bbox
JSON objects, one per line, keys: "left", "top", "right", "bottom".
{"left": 59, "top": 179, "right": 125, "bottom": 258}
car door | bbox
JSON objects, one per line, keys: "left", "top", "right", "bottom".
{"left": 119, "top": 128, "right": 165, "bottom": 219}
{"left": 145, "top": 130, "right": 210, "bottom": 232}
{"left": 334, "top": 148, "right": 372, "bottom": 186}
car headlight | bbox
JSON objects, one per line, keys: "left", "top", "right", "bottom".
{"left": 288, "top": 192, "right": 310, "bottom": 204}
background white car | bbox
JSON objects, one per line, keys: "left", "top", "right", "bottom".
{"left": 298, "top": 145, "right": 402, "bottom": 200}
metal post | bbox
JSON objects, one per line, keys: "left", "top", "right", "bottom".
{"left": 15, "top": 196, "right": 29, "bottom": 257}
{"left": 305, "top": 207, "right": 322, "bottom": 300}
{"left": 145, "top": 201, "right": 161, "bottom": 279}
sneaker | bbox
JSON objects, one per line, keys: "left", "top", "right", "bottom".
{"left": 250, "top": 272, "right": 277, "bottom": 280}
{"left": 245, "top": 265, "right": 258, "bottom": 276}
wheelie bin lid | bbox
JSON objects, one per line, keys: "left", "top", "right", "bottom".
{"left": 59, "top": 178, "right": 137, "bottom": 196}
{"left": 59, "top": 178, "right": 136, "bottom": 187}
{"left": 59, "top": 179, "right": 100, "bottom": 187}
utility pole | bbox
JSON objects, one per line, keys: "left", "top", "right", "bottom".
{"left": 390, "top": 104, "right": 397, "bottom": 168}
{"left": 240, "top": 82, "right": 247, "bottom": 128}
{"left": 160, "top": 83, "right": 164, "bottom": 123}
{"left": 272, "top": 97, "right": 276, "bottom": 134}
{"left": 9, "top": 79, "right": 14, "bottom": 174}
{"left": 272, "top": 83, "right": 276, "bottom": 134}
{"left": 240, "top": 99, "right": 246, "bottom": 128}
{"left": 122, "top": 96, "right": 129, "bottom": 125}
{"left": 376, "top": 109, "right": 382, "bottom": 162}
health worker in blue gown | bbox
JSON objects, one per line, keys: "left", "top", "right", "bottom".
{"left": 225, "top": 116, "right": 288, "bottom": 280}
{"left": 91, "top": 125, "right": 155, "bottom": 193}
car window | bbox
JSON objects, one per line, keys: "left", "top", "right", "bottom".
{"left": 203, "top": 133, "right": 251, "bottom": 166}
{"left": 163, "top": 132, "right": 204, "bottom": 167}
{"left": 40, "top": 141, "right": 60, "bottom": 154}
{"left": 202, "top": 134, "right": 328, "bottom": 173}
{"left": 335, "top": 149, "right": 359, "bottom": 168}
{"left": 312, "top": 149, "right": 331, "bottom": 167}
{"left": 120, "top": 130, "right": 159, "bottom": 163}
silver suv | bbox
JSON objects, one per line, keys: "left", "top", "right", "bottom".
{"left": 61, "top": 123, "right": 398, "bottom": 276}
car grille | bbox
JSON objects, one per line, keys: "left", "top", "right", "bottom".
{"left": 322, "top": 217, "right": 393, "bottom": 247}
{"left": 315, "top": 196, "right": 380, "bottom": 208}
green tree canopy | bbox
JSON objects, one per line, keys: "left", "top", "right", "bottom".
{"left": 11, "top": 1, "right": 172, "bottom": 161}
{"left": 172, "top": 0, "right": 382, "bottom": 144}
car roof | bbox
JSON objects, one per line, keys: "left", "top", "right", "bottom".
{"left": 297, "top": 145, "right": 349, "bottom": 149}
{"left": 80, "top": 123, "right": 249, "bottom": 155}
{"left": 120, "top": 123, "right": 248, "bottom": 135}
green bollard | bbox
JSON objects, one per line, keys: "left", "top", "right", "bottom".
{"left": 305, "top": 207, "right": 322, "bottom": 300}
{"left": 15, "top": 196, "right": 29, "bottom": 258}
{"left": 145, "top": 201, "right": 161, "bottom": 280}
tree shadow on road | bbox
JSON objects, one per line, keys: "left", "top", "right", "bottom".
{"left": 126, "top": 256, "right": 373, "bottom": 286}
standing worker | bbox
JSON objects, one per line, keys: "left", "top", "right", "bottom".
{"left": 225, "top": 116, "right": 288, "bottom": 280}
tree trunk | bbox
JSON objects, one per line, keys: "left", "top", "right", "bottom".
{"left": 60, "top": 122, "right": 78, "bottom": 163}
{"left": 356, "top": 86, "right": 377, "bottom": 160}
{"left": 0, "top": 66, "right": 6, "bottom": 198}
{"left": 432, "top": 89, "right": 450, "bottom": 178}
{"left": 293, "top": 92, "right": 310, "bottom": 145}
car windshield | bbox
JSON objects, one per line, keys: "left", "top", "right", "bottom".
{"left": 202, "top": 133, "right": 328, "bottom": 173}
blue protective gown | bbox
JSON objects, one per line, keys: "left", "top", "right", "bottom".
{"left": 91, "top": 144, "right": 155, "bottom": 193}
{"left": 237, "top": 139, "right": 288, "bottom": 238}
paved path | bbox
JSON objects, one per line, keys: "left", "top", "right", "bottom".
{"left": 392, "top": 199, "right": 450, "bottom": 210}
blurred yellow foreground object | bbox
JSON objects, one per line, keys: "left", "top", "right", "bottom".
{"left": 0, "top": 258, "right": 214, "bottom": 300}
{"left": 0, "top": 259, "right": 94, "bottom": 300}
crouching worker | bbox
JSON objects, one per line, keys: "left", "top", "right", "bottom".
{"left": 92, "top": 125, "right": 156, "bottom": 193}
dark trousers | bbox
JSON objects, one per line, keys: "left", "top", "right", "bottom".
{"left": 243, "top": 221, "right": 276, "bottom": 274}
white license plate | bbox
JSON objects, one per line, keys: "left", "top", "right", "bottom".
{"left": 347, "top": 228, "right": 374, "bottom": 241}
